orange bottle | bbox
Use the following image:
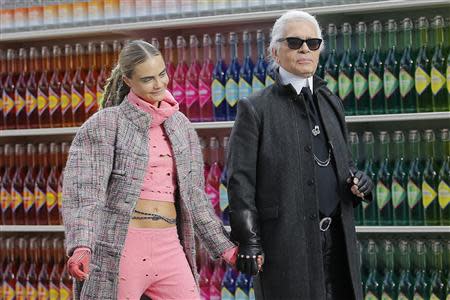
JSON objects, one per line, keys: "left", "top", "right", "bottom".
{"left": 49, "top": 46, "right": 63, "bottom": 128}
{"left": 1, "top": 144, "right": 15, "bottom": 225}
{"left": 3, "top": 49, "right": 17, "bottom": 129}
{"left": 26, "top": 237, "right": 41, "bottom": 300}
{"left": 49, "top": 238, "right": 63, "bottom": 300}
{"left": 47, "top": 143, "right": 61, "bottom": 225}
{"left": 35, "top": 144, "right": 50, "bottom": 225}
{"left": 97, "top": 41, "right": 110, "bottom": 108}
{"left": 58, "top": 142, "right": 70, "bottom": 225}
{"left": 15, "top": 238, "right": 29, "bottom": 300}
{"left": 38, "top": 47, "right": 51, "bottom": 128}
{"left": 24, "top": 144, "right": 38, "bottom": 225}
{"left": 0, "top": 49, "right": 6, "bottom": 129}
{"left": 85, "top": 42, "right": 98, "bottom": 118}
{"left": 12, "top": 144, "right": 27, "bottom": 225}
{"left": 62, "top": 45, "right": 74, "bottom": 127}
{"left": 72, "top": 44, "right": 86, "bottom": 126}
{"left": 0, "top": 145, "right": 5, "bottom": 183}
{"left": 26, "top": 48, "right": 40, "bottom": 129}
{"left": 37, "top": 238, "right": 51, "bottom": 300}
{"left": 3, "top": 238, "right": 18, "bottom": 300}
{"left": 15, "top": 48, "right": 28, "bottom": 129}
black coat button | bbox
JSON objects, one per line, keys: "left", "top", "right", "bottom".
{"left": 307, "top": 179, "right": 315, "bottom": 186}
{"left": 309, "top": 213, "right": 317, "bottom": 220}
{"left": 304, "top": 145, "right": 312, "bottom": 152}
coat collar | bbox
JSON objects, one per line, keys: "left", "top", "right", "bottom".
{"left": 274, "top": 68, "right": 328, "bottom": 97}
{"left": 119, "top": 96, "right": 152, "bottom": 132}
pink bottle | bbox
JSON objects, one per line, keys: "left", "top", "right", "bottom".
{"left": 199, "top": 248, "right": 213, "bottom": 300}
{"left": 173, "top": 36, "right": 188, "bottom": 116}
{"left": 199, "top": 34, "right": 214, "bottom": 122}
{"left": 210, "top": 259, "right": 226, "bottom": 300}
{"left": 205, "top": 137, "right": 222, "bottom": 217}
{"left": 186, "top": 35, "right": 202, "bottom": 122}
{"left": 164, "top": 37, "right": 176, "bottom": 93}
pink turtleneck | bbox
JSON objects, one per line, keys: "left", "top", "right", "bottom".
{"left": 128, "top": 90, "right": 179, "bottom": 202}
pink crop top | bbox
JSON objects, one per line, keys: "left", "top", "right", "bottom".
{"left": 128, "top": 90, "right": 180, "bottom": 202}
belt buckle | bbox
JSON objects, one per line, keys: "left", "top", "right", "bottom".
{"left": 319, "top": 217, "right": 332, "bottom": 232}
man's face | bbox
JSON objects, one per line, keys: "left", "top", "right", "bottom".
{"left": 273, "top": 20, "right": 321, "bottom": 78}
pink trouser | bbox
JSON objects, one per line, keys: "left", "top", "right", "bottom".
{"left": 117, "top": 226, "right": 200, "bottom": 300}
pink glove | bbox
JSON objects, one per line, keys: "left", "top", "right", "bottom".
{"left": 67, "top": 247, "right": 91, "bottom": 281}
{"left": 221, "top": 246, "right": 238, "bottom": 266}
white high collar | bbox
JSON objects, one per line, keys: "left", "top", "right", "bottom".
{"left": 279, "top": 66, "right": 314, "bottom": 95}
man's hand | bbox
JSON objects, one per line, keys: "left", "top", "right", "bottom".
{"left": 236, "top": 244, "right": 264, "bottom": 276}
{"left": 67, "top": 248, "right": 91, "bottom": 281}
{"left": 347, "top": 170, "right": 374, "bottom": 200}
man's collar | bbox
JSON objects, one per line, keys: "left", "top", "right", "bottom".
{"left": 279, "top": 66, "right": 313, "bottom": 95}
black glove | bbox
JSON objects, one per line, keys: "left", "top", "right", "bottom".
{"left": 348, "top": 169, "right": 374, "bottom": 199}
{"left": 236, "top": 244, "right": 263, "bottom": 276}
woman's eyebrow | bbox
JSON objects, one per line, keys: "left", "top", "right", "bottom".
{"left": 140, "top": 69, "right": 167, "bottom": 80}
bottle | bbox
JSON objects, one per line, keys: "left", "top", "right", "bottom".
{"left": 429, "top": 241, "right": 445, "bottom": 299}
{"left": 49, "top": 238, "right": 63, "bottom": 300}
{"left": 35, "top": 143, "right": 50, "bottom": 225}
{"left": 164, "top": 37, "right": 176, "bottom": 93}
{"left": 3, "top": 238, "right": 18, "bottom": 300}
{"left": 26, "top": 237, "right": 41, "bottom": 300}
{"left": 199, "top": 249, "right": 213, "bottom": 300}
{"left": 210, "top": 259, "right": 226, "bottom": 300}
{"left": 58, "top": 143, "right": 70, "bottom": 225}
{"left": 38, "top": 47, "right": 51, "bottom": 128}
{"left": 60, "top": 255, "right": 73, "bottom": 300}
{"left": 369, "top": 21, "right": 386, "bottom": 115}
{"left": 239, "top": 31, "right": 254, "bottom": 102}
{"left": 212, "top": 33, "right": 228, "bottom": 121}
{"left": 1, "top": 144, "right": 15, "bottom": 225}
{"left": 72, "top": 44, "right": 86, "bottom": 126}
{"left": 380, "top": 240, "right": 397, "bottom": 300}
{"left": 415, "top": 17, "right": 432, "bottom": 113}
{"left": 362, "top": 132, "right": 378, "bottom": 225}
{"left": 85, "top": 42, "right": 99, "bottom": 119}
{"left": 324, "top": 24, "right": 339, "bottom": 95}
{"left": 49, "top": 46, "right": 63, "bottom": 128}
{"left": 97, "top": 41, "right": 110, "bottom": 108}
{"left": 226, "top": 32, "right": 241, "bottom": 121}
{"left": 377, "top": 132, "right": 393, "bottom": 226}
{"left": 338, "top": 23, "right": 355, "bottom": 115}
{"left": 431, "top": 16, "right": 448, "bottom": 112}
{"left": 0, "top": 49, "right": 5, "bottom": 130}
{"left": 413, "top": 240, "right": 430, "bottom": 300}
{"left": 397, "top": 240, "right": 414, "bottom": 300}
{"left": 220, "top": 137, "right": 230, "bottom": 225}
{"left": 38, "top": 238, "right": 51, "bottom": 300}
{"left": 422, "top": 130, "right": 440, "bottom": 225}
{"left": 353, "top": 22, "right": 370, "bottom": 115}
{"left": 173, "top": 36, "right": 189, "bottom": 115}
{"left": 235, "top": 272, "right": 250, "bottom": 300}
{"left": 221, "top": 265, "right": 238, "bottom": 300}
{"left": 438, "top": 129, "right": 450, "bottom": 225}
{"left": 364, "top": 240, "right": 381, "bottom": 299}
{"left": 206, "top": 137, "right": 222, "bottom": 217}
{"left": 47, "top": 143, "right": 61, "bottom": 225}
{"left": 12, "top": 144, "right": 27, "bottom": 225}
{"left": 253, "top": 30, "right": 267, "bottom": 94}
{"left": 186, "top": 35, "right": 202, "bottom": 122}
{"left": 199, "top": 34, "right": 214, "bottom": 122}
{"left": 24, "top": 144, "right": 38, "bottom": 225}
{"left": 384, "top": 20, "right": 401, "bottom": 114}
{"left": 399, "top": 18, "right": 417, "bottom": 113}
{"left": 62, "top": 45, "right": 74, "bottom": 127}
{"left": 392, "top": 131, "right": 409, "bottom": 225}
{"left": 407, "top": 130, "right": 424, "bottom": 225}
{"left": 15, "top": 48, "right": 28, "bottom": 129}
{"left": 16, "top": 238, "right": 29, "bottom": 300}
{"left": 349, "top": 132, "right": 363, "bottom": 225}
{"left": 3, "top": 49, "right": 16, "bottom": 129}
{"left": 26, "top": 47, "right": 40, "bottom": 129}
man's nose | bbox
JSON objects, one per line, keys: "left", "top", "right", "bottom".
{"left": 298, "top": 41, "right": 310, "bottom": 53}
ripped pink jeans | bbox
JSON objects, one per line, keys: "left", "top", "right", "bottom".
{"left": 117, "top": 226, "right": 200, "bottom": 300}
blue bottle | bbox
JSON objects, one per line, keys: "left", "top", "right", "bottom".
{"left": 235, "top": 272, "right": 250, "bottom": 300}
{"left": 226, "top": 32, "right": 240, "bottom": 120}
{"left": 219, "top": 137, "right": 230, "bottom": 226}
{"left": 222, "top": 266, "right": 238, "bottom": 300}
{"left": 248, "top": 276, "right": 255, "bottom": 300}
{"left": 212, "top": 33, "right": 228, "bottom": 121}
{"left": 253, "top": 29, "right": 267, "bottom": 93}
{"left": 239, "top": 31, "right": 254, "bottom": 101}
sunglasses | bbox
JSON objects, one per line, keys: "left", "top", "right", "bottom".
{"left": 277, "top": 37, "right": 323, "bottom": 51}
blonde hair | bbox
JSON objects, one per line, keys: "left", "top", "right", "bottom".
{"left": 101, "top": 40, "right": 161, "bottom": 108}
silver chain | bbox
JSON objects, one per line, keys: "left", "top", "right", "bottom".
{"left": 313, "top": 149, "right": 331, "bottom": 167}
{"left": 133, "top": 210, "right": 177, "bottom": 224}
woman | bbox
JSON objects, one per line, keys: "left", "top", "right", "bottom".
{"left": 62, "top": 40, "right": 237, "bottom": 300}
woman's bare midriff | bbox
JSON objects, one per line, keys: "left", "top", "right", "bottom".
{"left": 129, "top": 199, "right": 177, "bottom": 228}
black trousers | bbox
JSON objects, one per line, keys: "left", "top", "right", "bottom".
{"left": 320, "top": 213, "right": 355, "bottom": 300}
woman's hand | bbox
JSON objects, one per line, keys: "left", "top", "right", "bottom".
{"left": 67, "top": 247, "right": 91, "bottom": 281}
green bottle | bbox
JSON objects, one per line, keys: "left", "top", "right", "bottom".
{"left": 384, "top": 20, "right": 401, "bottom": 114}
{"left": 358, "top": 240, "right": 367, "bottom": 292}
{"left": 415, "top": 17, "right": 433, "bottom": 113}
{"left": 354, "top": 22, "right": 370, "bottom": 115}
{"left": 446, "top": 18, "right": 450, "bottom": 108}
{"left": 430, "top": 241, "right": 446, "bottom": 300}
{"left": 377, "top": 131, "right": 393, "bottom": 226}
{"left": 431, "top": 16, "right": 448, "bottom": 112}
{"left": 365, "top": 240, "right": 382, "bottom": 299}
{"left": 324, "top": 24, "right": 339, "bottom": 95}
{"left": 413, "top": 240, "right": 431, "bottom": 300}
{"left": 339, "top": 23, "right": 356, "bottom": 116}
{"left": 408, "top": 130, "right": 424, "bottom": 225}
{"left": 350, "top": 132, "right": 363, "bottom": 225}
{"left": 370, "top": 21, "right": 386, "bottom": 115}
{"left": 363, "top": 132, "right": 379, "bottom": 225}
{"left": 422, "top": 130, "right": 440, "bottom": 226}
{"left": 438, "top": 129, "right": 450, "bottom": 225}
{"left": 392, "top": 131, "right": 409, "bottom": 225}
{"left": 400, "top": 18, "right": 417, "bottom": 113}
{"left": 381, "top": 240, "right": 398, "bottom": 300}
{"left": 397, "top": 240, "right": 414, "bottom": 300}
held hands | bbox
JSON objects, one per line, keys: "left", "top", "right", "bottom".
{"left": 67, "top": 247, "right": 91, "bottom": 281}
{"left": 347, "top": 170, "right": 374, "bottom": 201}
{"left": 236, "top": 244, "right": 264, "bottom": 276}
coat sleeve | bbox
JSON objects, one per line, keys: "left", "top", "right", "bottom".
{"left": 187, "top": 125, "right": 235, "bottom": 259}
{"left": 62, "top": 110, "right": 116, "bottom": 256}
{"left": 227, "top": 98, "right": 262, "bottom": 248}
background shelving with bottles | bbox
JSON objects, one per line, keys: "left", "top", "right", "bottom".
{"left": 1, "top": 0, "right": 449, "bottom": 299}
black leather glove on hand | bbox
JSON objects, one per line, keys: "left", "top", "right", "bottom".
{"left": 236, "top": 244, "right": 263, "bottom": 276}
{"left": 353, "top": 170, "right": 374, "bottom": 196}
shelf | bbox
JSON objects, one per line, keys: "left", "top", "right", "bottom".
{"left": 347, "top": 112, "right": 450, "bottom": 123}
{"left": 1, "top": 0, "right": 448, "bottom": 42}
{"left": 0, "top": 225, "right": 65, "bottom": 233}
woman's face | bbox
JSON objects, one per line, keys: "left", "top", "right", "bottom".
{"left": 123, "top": 55, "right": 169, "bottom": 104}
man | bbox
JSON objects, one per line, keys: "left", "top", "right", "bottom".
{"left": 227, "top": 10, "right": 374, "bottom": 300}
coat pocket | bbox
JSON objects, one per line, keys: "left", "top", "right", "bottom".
{"left": 259, "top": 206, "right": 279, "bottom": 221}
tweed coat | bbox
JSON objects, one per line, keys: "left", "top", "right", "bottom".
{"left": 62, "top": 97, "right": 234, "bottom": 300}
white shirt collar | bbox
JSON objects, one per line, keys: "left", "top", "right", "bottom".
{"left": 279, "top": 66, "right": 314, "bottom": 95}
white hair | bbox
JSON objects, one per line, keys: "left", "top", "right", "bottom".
{"left": 268, "top": 10, "right": 324, "bottom": 69}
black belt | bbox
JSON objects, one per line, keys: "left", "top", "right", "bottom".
{"left": 319, "top": 206, "right": 341, "bottom": 232}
